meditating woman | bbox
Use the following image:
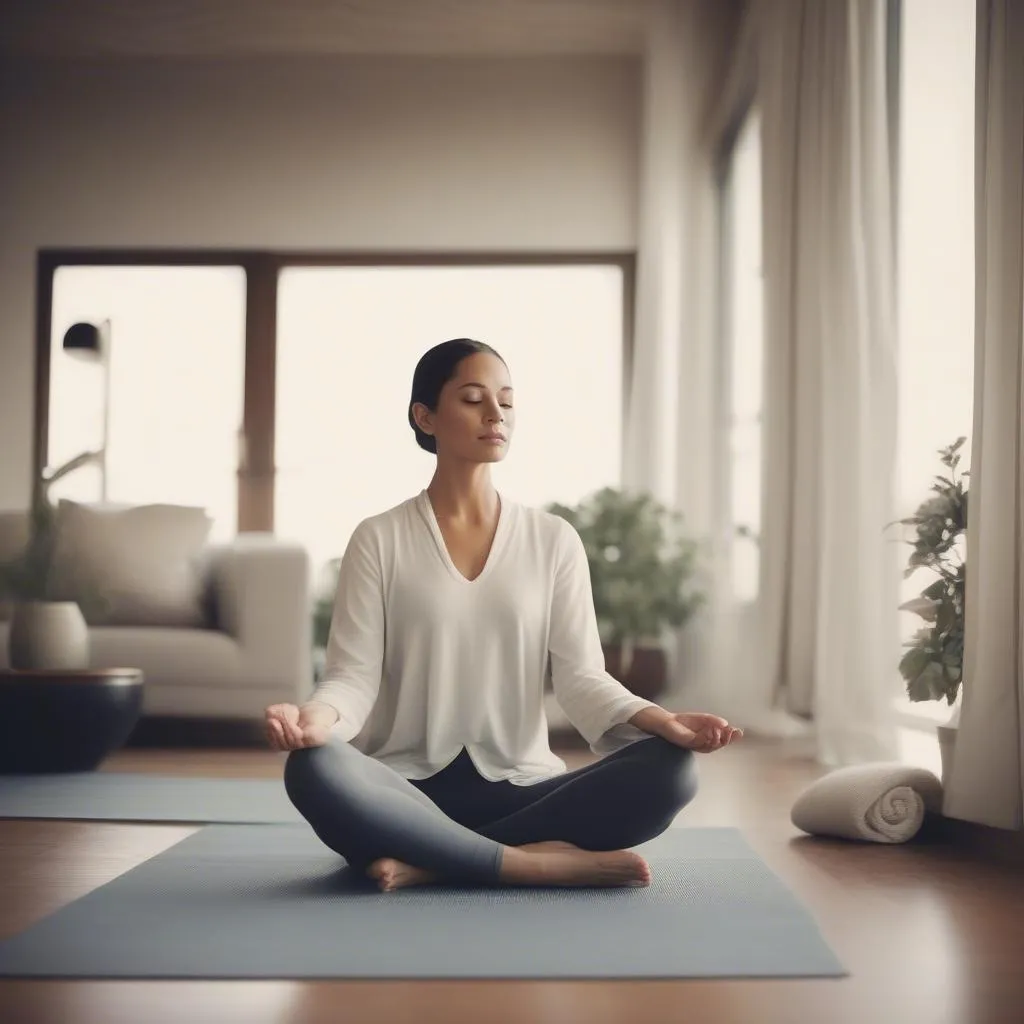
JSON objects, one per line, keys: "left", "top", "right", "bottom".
{"left": 265, "top": 338, "right": 742, "bottom": 893}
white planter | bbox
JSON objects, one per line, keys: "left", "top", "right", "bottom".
{"left": 936, "top": 701, "right": 960, "bottom": 788}
{"left": 7, "top": 601, "right": 90, "bottom": 671}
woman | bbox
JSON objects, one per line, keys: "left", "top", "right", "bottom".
{"left": 265, "top": 338, "right": 742, "bottom": 893}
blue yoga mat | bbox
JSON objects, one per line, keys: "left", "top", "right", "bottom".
{"left": 0, "top": 824, "right": 846, "bottom": 979}
{"left": 0, "top": 772, "right": 302, "bottom": 823}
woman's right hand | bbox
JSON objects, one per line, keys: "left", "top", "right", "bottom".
{"left": 264, "top": 702, "right": 334, "bottom": 751}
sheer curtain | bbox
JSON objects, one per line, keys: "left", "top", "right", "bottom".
{"left": 943, "top": 0, "right": 1024, "bottom": 831}
{"left": 624, "top": 0, "right": 740, "bottom": 704}
{"left": 743, "top": 0, "right": 901, "bottom": 764}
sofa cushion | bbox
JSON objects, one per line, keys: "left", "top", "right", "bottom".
{"left": 50, "top": 501, "right": 213, "bottom": 627}
{"left": 87, "top": 626, "right": 241, "bottom": 688}
{"left": 0, "top": 621, "right": 242, "bottom": 688}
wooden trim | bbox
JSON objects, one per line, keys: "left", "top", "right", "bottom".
{"left": 38, "top": 249, "right": 635, "bottom": 270}
{"left": 239, "top": 257, "right": 278, "bottom": 532}
{"left": 32, "top": 252, "right": 57, "bottom": 489}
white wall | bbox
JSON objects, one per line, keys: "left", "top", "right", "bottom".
{"left": 0, "top": 54, "right": 641, "bottom": 507}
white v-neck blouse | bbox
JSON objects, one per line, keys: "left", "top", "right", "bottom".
{"left": 307, "top": 490, "right": 658, "bottom": 785}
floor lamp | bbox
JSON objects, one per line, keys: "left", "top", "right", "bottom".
{"left": 43, "top": 320, "right": 112, "bottom": 501}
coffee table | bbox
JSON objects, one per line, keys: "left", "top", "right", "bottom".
{"left": 0, "top": 668, "right": 144, "bottom": 773}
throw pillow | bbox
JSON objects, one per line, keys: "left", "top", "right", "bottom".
{"left": 50, "top": 500, "right": 213, "bottom": 627}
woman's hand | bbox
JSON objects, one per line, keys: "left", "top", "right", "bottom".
{"left": 630, "top": 708, "right": 743, "bottom": 753}
{"left": 264, "top": 702, "right": 336, "bottom": 752}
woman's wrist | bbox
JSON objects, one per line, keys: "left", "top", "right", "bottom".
{"left": 628, "top": 706, "right": 673, "bottom": 736}
{"left": 299, "top": 701, "right": 340, "bottom": 727}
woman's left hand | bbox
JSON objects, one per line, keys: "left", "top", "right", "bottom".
{"left": 631, "top": 708, "right": 743, "bottom": 753}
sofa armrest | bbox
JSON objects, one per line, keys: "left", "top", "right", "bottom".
{"left": 205, "top": 534, "right": 313, "bottom": 705}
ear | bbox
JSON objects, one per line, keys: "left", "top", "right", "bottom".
{"left": 411, "top": 402, "right": 435, "bottom": 438}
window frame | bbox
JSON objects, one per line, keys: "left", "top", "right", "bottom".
{"left": 35, "top": 249, "right": 636, "bottom": 532}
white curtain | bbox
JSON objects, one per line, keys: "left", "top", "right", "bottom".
{"left": 943, "top": 0, "right": 1024, "bottom": 831}
{"left": 624, "top": 0, "right": 738, "bottom": 702}
{"left": 622, "top": 0, "right": 687, "bottom": 509}
{"left": 739, "top": 0, "right": 900, "bottom": 764}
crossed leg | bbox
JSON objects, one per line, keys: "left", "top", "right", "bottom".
{"left": 283, "top": 735, "right": 698, "bottom": 889}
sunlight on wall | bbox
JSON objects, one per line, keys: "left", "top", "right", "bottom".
{"left": 894, "top": 0, "right": 975, "bottom": 710}
{"left": 896, "top": 0, "right": 975, "bottom": 599}
{"left": 723, "top": 109, "right": 764, "bottom": 604}
{"left": 274, "top": 265, "right": 624, "bottom": 578}
{"left": 48, "top": 266, "right": 246, "bottom": 540}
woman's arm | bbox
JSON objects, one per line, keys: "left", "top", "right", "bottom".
{"left": 307, "top": 520, "right": 386, "bottom": 741}
{"left": 547, "top": 519, "right": 662, "bottom": 752}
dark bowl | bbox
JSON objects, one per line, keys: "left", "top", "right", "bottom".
{"left": 0, "top": 669, "right": 144, "bottom": 773}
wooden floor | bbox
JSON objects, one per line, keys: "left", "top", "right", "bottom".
{"left": 1, "top": 734, "right": 1023, "bottom": 1024}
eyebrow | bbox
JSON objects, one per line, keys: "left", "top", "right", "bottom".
{"left": 459, "top": 382, "right": 513, "bottom": 392}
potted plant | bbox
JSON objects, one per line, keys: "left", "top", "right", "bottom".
{"left": 311, "top": 557, "right": 341, "bottom": 683}
{"left": 546, "top": 487, "right": 705, "bottom": 699}
{"left": 0, "top": 484, "right": 90, "bottom": 671}
{"left": 896, "top": 437, "right": 968, "bottom": 783}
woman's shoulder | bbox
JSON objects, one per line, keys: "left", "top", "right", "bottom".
{"left": 514, "top": 500, "right": 577, "bottom": 551}
{"left": 347, "top": 494, "right": 422, "bottom": 545}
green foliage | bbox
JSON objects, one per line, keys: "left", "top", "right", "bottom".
{"left": 895, "top": 437, "right": 968, "bottom": 706}
{"left": 0, "top": 488, "right": 59, "bottom": 602}
{"left": 312, "top": 558, "right": 340, "bottom": 650}
{"left": 546, "top": 487, "right": 705, "bottom": 646}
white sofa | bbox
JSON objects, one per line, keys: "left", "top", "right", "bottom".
{"left": 0, "top": 509, "right": 314, "bottom": 721}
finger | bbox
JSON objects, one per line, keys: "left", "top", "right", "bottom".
{"left": 278, "top": 716, "right": 299, "bottom": 749}
{"left": 273, "top": 719, "right": 292, "bottom": 751}
{"left": 266, "top": 720, "right": 283, "bottom": 751}
{"left": 274, "top": 718, "right": 297, "bottom": 752}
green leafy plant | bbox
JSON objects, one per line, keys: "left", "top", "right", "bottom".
{"left": 0, "top": 487, "right": 60, "bottom": 602}
{"left": 546, "top": 487, "right": 705, "bottom": 670}
{"left": 896, "top": 437, "right": 968, "bottom": 706}
{"left": 312, "top": 558, "right": 340, "bottom": 651}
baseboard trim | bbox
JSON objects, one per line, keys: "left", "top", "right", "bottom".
{"left": 919, "top": 811, "right": 1024, "bottom": 870}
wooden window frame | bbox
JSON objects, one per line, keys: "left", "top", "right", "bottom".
{"left": 35, "top": 250, "right": 636, "bottom": 532}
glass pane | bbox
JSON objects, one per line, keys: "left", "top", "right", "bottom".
{"left": 895, "top": 0, "right": 975, "bottom": 660}
{"left": 724, "top": 110, "right": 764, "bottom": 603}
{"left": 48, "top": 266, "right": 246, "bottom": 540}
{"left": 275, "top": 265, "right": 624, "bottom": 576}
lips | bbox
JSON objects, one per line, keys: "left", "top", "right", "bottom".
{"left": 480, "top": 434, "right": 506, "bottom": 442}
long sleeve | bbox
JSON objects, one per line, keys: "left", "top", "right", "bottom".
{"left": 548, "top": 518, "right": 659, "bottom": 753}
{"left": 307, "top": 521, "right": 385, "bottom": 741}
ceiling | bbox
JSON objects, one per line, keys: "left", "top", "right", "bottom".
{"left": 0, "top": 0, "right": 651, "bottom": 58}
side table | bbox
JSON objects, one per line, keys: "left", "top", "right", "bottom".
{"left": 0, "top": 668, "right": 144, "bottom": 773}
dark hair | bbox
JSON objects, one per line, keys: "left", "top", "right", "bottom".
{"left": 408, "top": 338, "right": 506, "bottom": 454}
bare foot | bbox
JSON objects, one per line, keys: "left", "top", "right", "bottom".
{"left": 366, "top": 841, "right": 580, "bottom": 892}
{"left": 367, "top": 857, "right": 438, "bottom": 892}
{"left": 501, "top": 845, "right": 651, "bottom": 888}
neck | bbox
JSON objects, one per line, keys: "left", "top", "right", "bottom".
{"left": 426, "top": 460, "right": 498, "bottom": 523}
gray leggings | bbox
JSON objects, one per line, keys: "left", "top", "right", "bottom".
{"left": 283, "top": 735, "right": 698, "bottom": 885}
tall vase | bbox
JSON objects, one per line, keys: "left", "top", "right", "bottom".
{"left": 936, "top": 700, "right": 960, "bottom": 789}
{"left": 8, "top": 601, "right": 90, "bottom": 671}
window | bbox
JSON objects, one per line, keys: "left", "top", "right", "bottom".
{"left": 274, "top": 264, "right": 626, "bottom": 577}
{"left": 719, "top": 108, "right": 765, "bottom": 604}
{"left": 894, "top": 0, "right": 976, "bottom": 728}
{"left": 47, "top": 266, "right": 246, "bottom": 540}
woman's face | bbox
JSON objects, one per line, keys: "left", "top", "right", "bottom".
{"left": 415, "top": 352, "right": 515, "bottom": 462}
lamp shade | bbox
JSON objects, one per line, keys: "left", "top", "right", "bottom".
{"left": 62, "top": 321, "right": 105, "bottom": 360}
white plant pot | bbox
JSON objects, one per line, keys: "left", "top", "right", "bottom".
{"left": 936, "top": 701, "right": 960, "bottom": 789}
{"left": 8, "top": 601, "right": 90, "bottom": 671}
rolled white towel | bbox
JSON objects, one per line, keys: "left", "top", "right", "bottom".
{"left": 791, "top": 762, "right": 944, "bottom": 844}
